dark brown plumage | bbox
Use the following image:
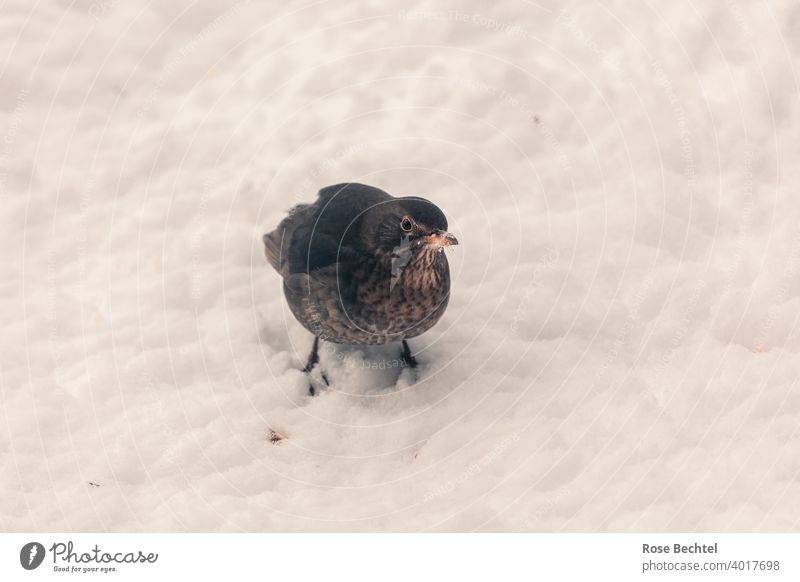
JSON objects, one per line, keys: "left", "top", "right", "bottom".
{"left": 263, "top": 182, "right": 457, "bottom": 389}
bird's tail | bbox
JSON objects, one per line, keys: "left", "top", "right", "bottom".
{"left": 263, "top": 203, "right": 311, "bottom": 275}
{"left": 262, "top": 229, "right": 284, "bottom": 273}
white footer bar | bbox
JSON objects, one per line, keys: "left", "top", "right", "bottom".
{"left": 2, "top": 533, "right": 797, "bottom": 581}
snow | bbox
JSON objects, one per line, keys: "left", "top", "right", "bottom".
{"left": 2, "top": 0, "right": 800, "bottom": 531}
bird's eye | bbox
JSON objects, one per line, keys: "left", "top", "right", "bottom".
{"left": 400, "top": 217, "right": 413, "bottom": 232}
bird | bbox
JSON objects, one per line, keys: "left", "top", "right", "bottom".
{"left": 263, "top": 182, "right": 457, "bottom": 393}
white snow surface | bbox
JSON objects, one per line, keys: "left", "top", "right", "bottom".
{"left": 2, "top": 0, "right": 800, "bottom": 532}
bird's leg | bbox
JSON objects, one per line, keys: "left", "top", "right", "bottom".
{"left": 303, "top": 336, "right": 321, "bottom": 373}
{"left": 304, "top": 336, "right": 329, "bottom": 396}
{"left": 400, "top": 340, "right": 418, "bottom": 369}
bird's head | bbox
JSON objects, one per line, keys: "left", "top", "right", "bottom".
{"left": 360, "top": 197, "right": 458, "bottom": 256}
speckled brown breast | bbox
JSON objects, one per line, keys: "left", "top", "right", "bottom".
{"left": 284, "top": 249, "right": 451, "bottom": 345}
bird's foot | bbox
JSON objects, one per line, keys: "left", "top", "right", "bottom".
{"left": 400, "top": 354, "right": 418, "bottom": 370}
{"left": 303, "top": 336, "right": 329, "bottom": 396}
{"left": 400, "top": 340, "right": 418, "bottom": 370}
{"left": 306, "top": 369, "right": 329, "bottom": 396}
{"left": 399, "top": 341, "right": 420, "bottom": 384}
{"left": 400, "top": 340, "right": 419, "bottom": 384}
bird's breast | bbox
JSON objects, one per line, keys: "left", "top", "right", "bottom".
{"left": 353, "top": 252, "right": 450, "bottom": 331}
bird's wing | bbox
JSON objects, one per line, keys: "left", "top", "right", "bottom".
{"left": 264, "top": 183, "right": 391, "bottom": 277}
{"left": 292, "top": 230, "right": 365, "bottom": 275}
{"left": 284, "top": 260, "right": 359, "bottom": 307}
{"left": 284, "top": 263, "right": 340, "bottom": 292}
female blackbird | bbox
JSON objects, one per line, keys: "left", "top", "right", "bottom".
{"left": 263, "top": 182, "right": 457, "bottom": 390}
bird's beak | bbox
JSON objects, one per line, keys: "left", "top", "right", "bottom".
{"left": 425, "top": 230, "right": 459, "bottom": 247}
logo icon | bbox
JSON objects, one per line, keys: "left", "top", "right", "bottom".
{"left": 20, "top": 542, "right": 45, "bottom": 570}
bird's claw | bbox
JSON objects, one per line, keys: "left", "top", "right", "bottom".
{"left": 307, "top": 370, "right": 329, "bottom": 396}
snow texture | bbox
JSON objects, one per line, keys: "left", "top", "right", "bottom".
{"left": 2, "top": 0, "right": 800, "bottom": 532}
